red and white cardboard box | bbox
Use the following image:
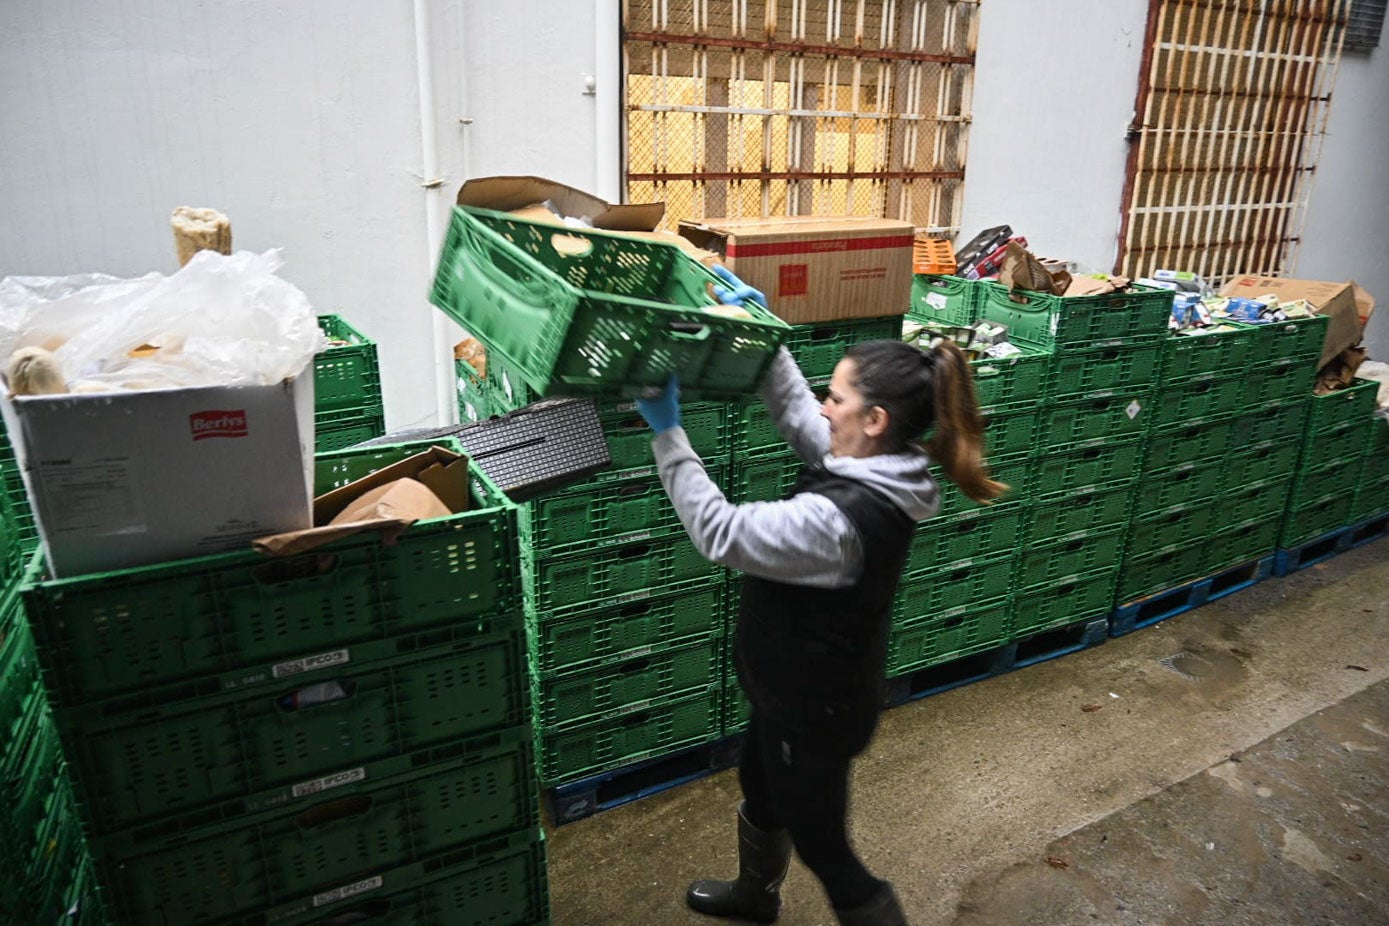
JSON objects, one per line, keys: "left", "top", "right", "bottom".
{"left": 1, "top": 371, "right": 315, "bottom": 577}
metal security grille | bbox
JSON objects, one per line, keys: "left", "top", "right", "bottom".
{"left": 1117, "top": 0, "right": 1350, "bottom": 286}
{"left": 621, "top": 0, "right": 978, "bottom": 233}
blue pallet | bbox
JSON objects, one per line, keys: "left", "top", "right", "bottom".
{"left": 884, "top": 617, "right": 1108, "bottom": 708}
{"left": 544, "top": 735, "right": 743, "bottom": 826}
{"left": 1111, "top": 555, "right": 1274, "bottom": 636}
{"left": 1274, "top": 511, "right": 1389, "bottom": 577}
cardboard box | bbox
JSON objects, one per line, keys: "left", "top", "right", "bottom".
{"left": 676, "top": 216, "right": 915, "bottom": 325}
{"left": 455, "top": 175, "right": 719, "bottom": 265}
{"left": 1219, "top": 275, "right": 1376, "bottom": 370}
{"left": 1, "top": 372, "right": 315, "bottom": 577}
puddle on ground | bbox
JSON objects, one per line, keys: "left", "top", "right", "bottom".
{"left": 1161, "top": 651, "right": 1216, "bottom": 680}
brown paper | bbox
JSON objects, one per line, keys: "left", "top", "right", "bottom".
{"left": 253, "top": 446, "right": 469, "bottom": 557}
{"left": 1065, "top": 276, "right": 1120, "bottom": 297}
{"left": 999, "top": 241, "right": 1060, "bottom": 294}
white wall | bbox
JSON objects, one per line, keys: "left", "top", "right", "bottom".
{"left": 1, "top": 0, "right": 1386, "bottom": 429}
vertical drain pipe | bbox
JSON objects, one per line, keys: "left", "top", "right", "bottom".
{"left": 594, "top": 0, "right": 622, "bottom": 201}
{"left": 414, "top": 0, "right": 458, "bottom": 426}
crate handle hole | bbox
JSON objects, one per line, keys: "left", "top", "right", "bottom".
{"left": 668, "top": 322, "right": 712, "bottom": 343}
{"left": 1082, "top": 449, "right": 1102, "bottom": 460}
{"left": 949, "top": 568, "right": 972, "bottom": 582}
{"left": 253, "top": 553, "right": 339, "bottom": 586}
{"left": 619, "top": 658, "right": 653, "bottom": 674}
{"left": 277, "top": 679, "right": 356, "bottom": 712}
{"left": 319, "top": 900, "right": 392, "bottom": 924}
{"left": 618, "top": 602, "right": 654, "bottom": 617}
{"left": 295, "top": 795, "right": 374, "bottom": 830}
{"left": 550, "top": 232, "right": 594, "bottom": 258}
{"left": 943, "top": 616, "right": 965, "bottom": 629}
{"left": 618, "top": 483, "right": 654, "bottom": 497}
{"left": 620, "top": 711, "right": 653, "bottom": 726}
{"left": 954, "top": 521, "right": 977, "bottom": 534}
{"left": 616, "top": 543, "right": 654, "bottom": 559}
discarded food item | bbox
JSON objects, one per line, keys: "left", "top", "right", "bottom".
{"left": 170, "top": 205, "right": 232, "bottom": 266}
{"left": 454, "top": 337, "right": 488, "bottom": 377}
{"left": 1044, "top": 857, "right": 1070, "bottom": 870}
{"left": 6, "top": 346, "right": 68, "bottom": 395}
{"left": 1081, "top": 703, "right": 1103, "bottom": 713}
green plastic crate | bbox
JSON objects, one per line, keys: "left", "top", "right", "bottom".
{"left": 1125, "top": 502, "right": 1221, "bottom": 561}
{"left": 1233, "top": 313, "right": 1329, "bottom": 367}
{"left": 487, "top": 353, "right": 541, "bottom": 412}
{"left": 599, "top": 401, "right": 729, "bottom": 473}
{"left": 89, "top": 727, "right": 537, "bottom": 925}
{"left": 55, "top": 623, "right": 529, "bottom": 832}
{"left": 431, "top": 206, "right": 790, "bottom": 401}
{"left": 315, "top": 414, "right": 386, "bottom": 452}
{"left": 1225, "top": 440, "right": 1302, "bottom": 484}
{"left": 455, "top": 357, "right": 491, "bottom": 422}
{"left": 257, "top": 828, "right": 549, "bottom": 926}
{"left": 1137, "top": 440, "right": 1298, "bottom": 517}
{"left": 528, "top": 583, "right": 724, "bottom": 676}
{"left": 1011, "top": 569, "right": 1116, "bottom": 636}
{"left": 1025, "top": 486, "right": 1133, "bottom": 544}
{"left": 314, "top": 314, "right": 383, "bottom": 415}
{"left": 730, "top": 377, "right": 830, "bottom": 457}
{"left": 1148, "top": 376, "right": 1248, "bottom": 429}
{"left": 909, "top": 274, "right": 978, "bottom": 325}
{"left": 1015, "top": 528, "right": 1125, "bottom": 592}
{"left": 1288, "top": 441, "right": 1368, "bottom": 508}
{"left": 1245, "top": 397, "right": 1312, "bottom": 445}
{"left": 1307, "top": 378, "right": 1380, "bottom": 435}
{"left": 971, "top": 345, "right": 1052, "bottom": 412}
{"left": 1244, "top": 359, "right": 1318, "bottom": 406}
{"left": 721, "top": 682, "right": 751, "bottom": 736}
{"left": 906, "top": 503, "right": 1025, "bottom": 573}
{"left": 1050, "top": 342, "right": 1162, "bottom": 399}
{"left": 1, "top": 701, "right": 61, "bottom": 867}
{"left": 1361, "top": 415, "right": 1389, "bottom": 483}
{"left": 535, "top": 636, "right": 722, "bottom": 729}
{"left": 886, "top": 597, "right": 1012, "bottom": 676}
{"left": 935, "top": 452, "right": 1035, "bottom": 514}
{"left": 1143, "top": 414, "right": 1239, "bottom": 471}
{"left": 23, "top": 440, "right": 520, "bottom": 707}
{"left": 730, "top": 452, "right": 802, "bottom": 504}
{"left": 1031, "top": 440, "right": 1143, "bottom": 500}
{"left": 527, "top": 534, "right": 723, "bottom": 616}
{"left": 976, "top": 281, "right": 1172, "bottom": 350}
{"left": 783, "top": 315, "right": 904, "bottom": 379}
{"left": 895, "top": 553, "right": 1014, "bottom": 620}
{"left": 0, "top": 587, "right": 38, "bottom": 737}
{"left": 1280, "top": 491, "right": 1359, "bottom": 547}
{"left": 1160, "top": 326, "right": 1256, "bottom": 383}
{"left": 1, "top": 775, "right": 83, "bottom": 926}
{"left": 1040, "top": 394, "right": 1152, "bottom": 449}
{"left": 983, "top": 408, "right": 1041, "bottom": 457}
{"left": 1120, "top": 518, "right": 1280, "bottom": 602}
{"left": 1213, "top": 476, "right": 1292, "bottom": 527}
{"left": 538, "top": 686, "right": 722, "bottom": 786}
{"left": 523, "top": 466, "right": 720, "bottom": 554}
{"left": 1352, "top": 471, "right": 1389, "bottom": 521}
{"left": 1211, "top": 516, "right": 1281, "bottom": 566}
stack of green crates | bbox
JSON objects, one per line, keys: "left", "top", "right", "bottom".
{"left": 0, "top": 480, "right": 91, "bottom": 923}
{"left": 314, "top": 313, "right": 386, "bottom": 451}
{"left": 19, "top": 439, "right": 549, "bottom": 926}
{"left": 1281, "top": 377, "right": 1383, "bottom": 545}
{"left": 478, "top": 353, "right": 728, "bottom": 789}
{"left": 975, "top": 279, "right": 1170, "bottom": 638}
{"left": 1119, "top": 316, "right": 1325, "bottom": 603}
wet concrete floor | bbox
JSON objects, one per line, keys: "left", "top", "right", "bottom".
{"left": 545, "top": 535, "right": 1389, "bottom": 925}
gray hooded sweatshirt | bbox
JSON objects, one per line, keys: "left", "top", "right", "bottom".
{"left": 651, "top": 347, "right": 940, "bottom": 588}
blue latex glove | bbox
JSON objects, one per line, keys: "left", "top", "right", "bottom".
{"left": 636, "top": 374, "right": 682, "bottom": 435}
{"left": 710, "top": 264, "right": 767, "bottom": 310}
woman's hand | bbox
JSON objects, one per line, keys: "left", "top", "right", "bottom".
{"left": 636, "top": 373, "right": 682, "bottom": 434}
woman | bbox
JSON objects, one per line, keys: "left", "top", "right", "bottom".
{"left": 636, "top": 327, "right": 1005, "bottom": 926}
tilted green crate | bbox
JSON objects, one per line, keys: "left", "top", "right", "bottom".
{"left": 534, "top": 636, "right": 722, "bottom": 729}
{"left": 783, "top": 315, "right": 904, "bottom": 379}
{"left": 431, "top": 206, "right": 789, "bottom": 401}
{"left": 909, "top": 274, "right": 979, "bottom": 326}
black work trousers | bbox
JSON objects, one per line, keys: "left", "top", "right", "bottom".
{"left": 738, "top": 709, "right": 883, "bottom": 910}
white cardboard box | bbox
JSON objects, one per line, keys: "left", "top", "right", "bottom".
{"left": 1, "top": 371, "right": 315, "bottom": 577}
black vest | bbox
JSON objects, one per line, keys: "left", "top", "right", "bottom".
{"left": 735, "top": 464, "right": 915, "bottom": 756}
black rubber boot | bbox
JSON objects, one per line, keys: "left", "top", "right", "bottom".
{"left": 833, "top": 881, "right": 909, "bottom": 926}
{"left": 686, "top": 802, "right": 793, "bottom": 922}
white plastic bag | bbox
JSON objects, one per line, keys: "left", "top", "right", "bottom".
{"left": 0, "top": 249, "right": 325, "bottom": 392}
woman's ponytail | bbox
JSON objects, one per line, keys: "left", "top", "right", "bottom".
{"left": 924, "top": 341, "right": 1008, "bottom": 503}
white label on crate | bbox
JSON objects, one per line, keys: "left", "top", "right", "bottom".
{"left": 612, "top": 590, "right": 654, "bottom": 606}
{"left": 620, "top": 645, "right": 655, "bottom": 660}
{"left": 40, "top": 459, "right": 143, "bottom": 533}
{"left": 608, "top": 530, "right": 652, "bottom": 546}
{"left": 926, "top": 292, "right": 948, "bottom": 310}
{"left": 292, "top": 766, "right": 366, "bottom": 799}
{"left": 313, "top": 876, "right": 383, "bottom": 908}
{"left": 1050, "top": 314, "right": 1060, "bottom": 336}
{"left": 1126, "top": 400, "right": 1143, "bottom": 420}
{"left": 604, "top": 699, "right": 652, "bottom": 721}
{"left": 273, "top": 648, "right": 350, "bottom": 678}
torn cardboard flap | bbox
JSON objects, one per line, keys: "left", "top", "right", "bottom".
{"left": 456, "top": 175, "right": 665, "bottom": 231}
{"left": 253, "top": 446, "right": 470, "bottom": 557}
{"left": 1220, "top": 275, "right": 1376, "bottom": 370}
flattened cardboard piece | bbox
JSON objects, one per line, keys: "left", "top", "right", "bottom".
{"left": 1220, "top": 276, "right": 1376, "bottom": 370}
{"left": 253, "top": 446, "right": 467, "bottom": 557}
{"left": 328, "top": 478, "right": 450, "bottom": 526}
{"left": 456, "top": 175, "right": 665, "bottom": 231}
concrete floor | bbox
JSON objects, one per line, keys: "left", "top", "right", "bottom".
{"left": 544, "top": 535, "right": 1389, "bottom": 926}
